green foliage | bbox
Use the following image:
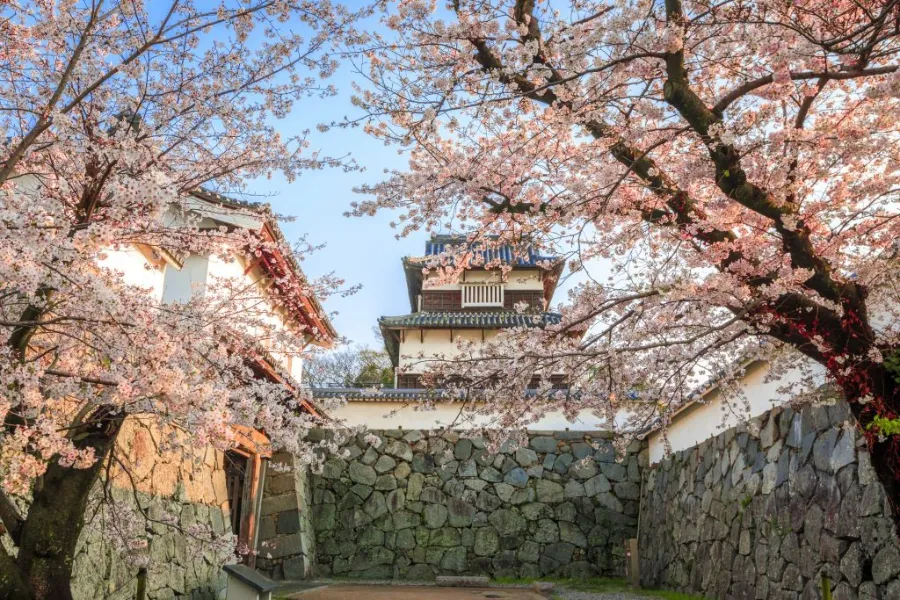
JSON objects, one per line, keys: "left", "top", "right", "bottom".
{"left": 303, "top": 345, "right": 394, "bottom": 388}
{"left": 885, "top": 350, "right": 900, "bottom": 384}
{"left": 353, "top": 349, "right": 395, "bottom": 387}
{"left": 768, "top": 515, "right": 789, "bottom": 537}
{"left": 867, "top": 415, "right": 900, "bottom": 437}
{"left": 561, "top": 578, "right": 704, "bottom": 600}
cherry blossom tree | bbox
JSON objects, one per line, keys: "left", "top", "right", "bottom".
{"left": 352, "top": 1, "right": 900, "bottom": 524}
{"left": 0, "top": 1, "right": 364, "bottom": 597}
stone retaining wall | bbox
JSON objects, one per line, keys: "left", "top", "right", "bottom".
{"left": 71, "top": 418, "right": 233, "bottom": 599}
{"left": 639, "top": 402, "right": 900, "bottom": 599}
{"left": 256, "top": 451, "right": 317, "bottom": 580}
{"left": 310, "top": 429, "right": 645, "bottom": 580}
{"left": 72, "top": 485, "right": 230, "bottom": 600}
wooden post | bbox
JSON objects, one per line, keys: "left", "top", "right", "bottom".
{"left": 625, "top": 538, "right": 640, "bottom": 588}
{"left": 249, "top": 458, "right": 267, "bottom": 570}
{"left": 821, "top": 573, "right": 832, "bottom": 600}
{"left": 135, "top": 567, "right": 148, "bottom": 600}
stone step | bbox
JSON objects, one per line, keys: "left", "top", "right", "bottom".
{"left": 531, "top": 582, "right": 556, "bottom": 594}
{"left": 434, "top": 575, "right": 491, "bottom": 587}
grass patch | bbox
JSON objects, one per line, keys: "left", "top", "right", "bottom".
{"left": 492, "top": 577, "right": 704, "bottom": 600}
{"left": 562, "top": 578, "right": 703, "bottom": 600}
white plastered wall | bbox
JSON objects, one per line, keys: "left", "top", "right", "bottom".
{"left": 161, "top": 250, "right": 307, "bottom": 382}
{"left": 647, "top": 358, "right": 826, "bottom": 464}
{"left": 212, "top": 255, "right": 308, "bottom": 382}
{"left": 398, "top": 328, "right": 499, "bottom": 372}
{"left": 99, "top": 247, "right": 166, "bottom": 301}
{"left": 328, "top": 400, "right": 608, "bottom": 430}
{"left": 161, "top": 254, "right": 210, "bottom": 303}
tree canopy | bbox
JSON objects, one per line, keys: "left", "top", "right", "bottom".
{"left": 304, "top": 345, "right": 395, "bottom": 388}
{"left": 353, "top": 0, "right": 900, "bottom": 519}
{"left": 0, "top": 1, "right": 364, "bottom": 597}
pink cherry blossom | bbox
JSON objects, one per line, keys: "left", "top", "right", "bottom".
{"left": 0, "top": 2, "right": 367, "bottom": 597}
{"left": 352, "top": 0, "right": 900, "bottom": 526}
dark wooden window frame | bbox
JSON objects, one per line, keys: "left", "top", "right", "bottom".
{"left": 224, "top": 429, "right": 270, "bottom": 566}
{"left": 420, "top": 289, "right": 545, "bottom": 311}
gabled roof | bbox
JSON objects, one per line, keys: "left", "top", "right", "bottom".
{"left": 249, "top": 351, "right": 323, "bottom": 417}
{"left": 309, "top": 386, "right": 551, "bottom": 402}
{"left": 188, "top": 189, "right": 337, "bottom": 345}
{"left": 402, "top": 235, "right": 565, "bottom": 312}
{"left": 424, "top": 235, "right": 561, "bottom": 267}
{"left": 378, "top": 311, "right": 563, "bottom": 367}
{"left": 380, "top": 311, "right": 562, "bottom": 329}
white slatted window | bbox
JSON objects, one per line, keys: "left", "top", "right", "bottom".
{"left": 461, "top": 283, "right": 505, "bottom": 307}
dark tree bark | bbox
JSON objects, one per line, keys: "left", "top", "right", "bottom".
{"left": 839, "top": 360, "right": 900, "bottom": 519}
{"left": 0, "top": 547, "right": 31, "bottom": 599}
{"left": 457, "top": 0, "right": 900, "bottom": 535}
{"left": 0, "top": 410, "right": 123, "bottom": 600}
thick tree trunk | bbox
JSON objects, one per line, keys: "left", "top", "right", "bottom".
{"left": 10, "top": 409, "right": 124, "bottom": 600}
{"left": 868, "top": 428, "right": 900, "bottom": 525}
{"left": 0, "top": 548, "right": 31, "bottom": 599}
{"left": 0, "top": 176, "right": 124, "bottom": 598}
{"left": 842, "top": 358, "right": 900, "bottom": 533}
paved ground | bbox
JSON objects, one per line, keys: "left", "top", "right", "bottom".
{"left": 553, "top": 590, "right": 661, "bottom": 600}
{"left": 287, "top": 584, "right": 545, "bottom": 599}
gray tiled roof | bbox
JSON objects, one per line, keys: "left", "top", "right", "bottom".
{"left": 379, "top": 311, "right": 562, "bottom": 329}
{"left": 422, "top": 235, "right": 560, "bottom": 267}
{"left": 310, "top": 387, "right": 450, "bottom": 401}
{"left": 309, "top": 386, "right": 549, "bottom": 402}
{"left": 400, "top": 235, "right": 566, "bottom": 313}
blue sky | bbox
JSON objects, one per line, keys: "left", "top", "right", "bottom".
{"left": 237, "top": 7, "right": 594, "bottom": 351}
{"left": 246, "top": 64, "right": 420, "bottom": 348}
{"left": 137, "top": 2, "right": 603, "bottom": 351}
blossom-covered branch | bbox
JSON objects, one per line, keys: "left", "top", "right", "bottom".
{"left": 0, "top": 1, "right": 367, "bottom": 597}
{"left": 352, "top": 0, "right": 900, "bottom": 526}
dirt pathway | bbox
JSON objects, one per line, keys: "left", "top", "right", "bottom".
{"left": 287, "top": 584, "right": 544, "bottom": 599}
